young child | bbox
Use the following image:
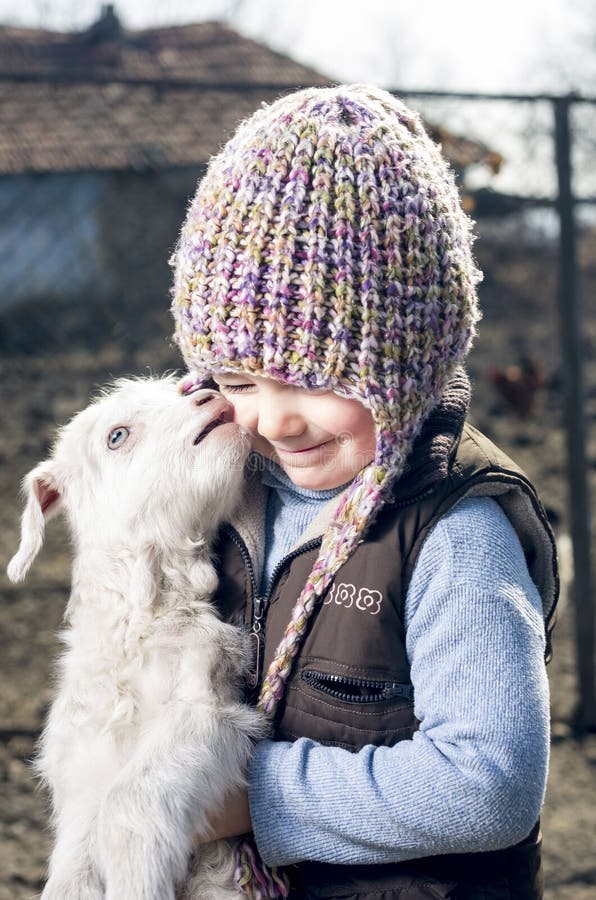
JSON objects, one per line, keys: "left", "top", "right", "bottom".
{"left": 171, "top": 85, "right": 558, "bottom": 899}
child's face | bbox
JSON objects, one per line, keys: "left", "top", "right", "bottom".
{"left": 212, "top": 373, "right": 376, "bottom": 490}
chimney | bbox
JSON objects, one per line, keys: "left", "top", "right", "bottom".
{"left": 86, "top": 4, "right": 123, "bottom": 44}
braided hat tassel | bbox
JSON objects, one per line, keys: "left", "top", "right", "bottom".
{"left": 234, "top": 837, "right": 290, "bottom": 898}
{"left": 257, "top": 463, "right": 389, "bottom": 716}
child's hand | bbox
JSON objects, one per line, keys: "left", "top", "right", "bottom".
{"left": 199, "top": 787, "right": 252, "bottom": 843}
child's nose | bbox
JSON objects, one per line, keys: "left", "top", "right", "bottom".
{"left": 256, "top": 400, "right": 304, "bottom": 441}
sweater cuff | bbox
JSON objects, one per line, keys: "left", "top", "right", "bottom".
{"left": 247, "top": 739, "right": 296, "bottom": 866}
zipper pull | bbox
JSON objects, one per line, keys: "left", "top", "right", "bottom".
{"left": 247, "top": 630, "right": 263, "bottom": 690}
{"left": 247, "top": 596, "right": 264, "bottom": 690}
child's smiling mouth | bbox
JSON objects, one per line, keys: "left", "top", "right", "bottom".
{"left": 275, "top": 440, "right": 333, "bottom": 455}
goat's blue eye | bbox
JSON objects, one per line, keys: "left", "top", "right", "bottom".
{"left": 107, "top": 427, "right": 130, "bottom": 449}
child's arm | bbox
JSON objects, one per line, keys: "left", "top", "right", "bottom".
{"left": 247, "top": 496, "right": 550, "bottom": 866}
{"left": 204, "top": 787, "right": 252, "bottom": 839}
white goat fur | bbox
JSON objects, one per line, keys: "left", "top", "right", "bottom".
{"left": 7, "top": 376, "right": 266, "bottom": 900}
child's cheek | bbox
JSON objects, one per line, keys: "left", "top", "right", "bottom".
{"left": 225, "top": 396, "right": 251, "bottom": 427}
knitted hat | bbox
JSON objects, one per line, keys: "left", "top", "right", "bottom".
{"left": 171, "top": 84, "right": 481, "bottom": 717}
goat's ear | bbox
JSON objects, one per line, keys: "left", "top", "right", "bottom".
{"left": 7, "top": 463, "right": 63, "bottom": 583}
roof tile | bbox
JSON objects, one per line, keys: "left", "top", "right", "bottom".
{"left": 0, "top": 17, "right": 330, "bottom": 175}
{"left": 0, "top": 14, "right": 497, "bottom": 180}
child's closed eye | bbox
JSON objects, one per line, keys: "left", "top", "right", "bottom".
{"left": 218, "top": 383, "right": 254, "bottom": 393}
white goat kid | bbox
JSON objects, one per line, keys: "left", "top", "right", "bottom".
{"left": 7, "top": 376, "right": 265, "bottom": 900}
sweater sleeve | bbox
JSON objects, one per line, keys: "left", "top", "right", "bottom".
{"left": 247, "top": 496, "right": 550, "bottom": 866}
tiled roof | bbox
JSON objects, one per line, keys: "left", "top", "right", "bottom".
{"left": 0, "top": 81, "right": 311, "bottom": 174}
{"left": 0, "top": 10, "right": 499, "bottom": 181}
{"left": 0, "top": 15, "right": 330, "bottom": 86}
{"left": 0, "top": 13, "right": 330, "bottom": 175}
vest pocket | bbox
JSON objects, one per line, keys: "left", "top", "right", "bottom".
{"left": 302, "top": 669, "right": 414, "bottom": 704}
{"left": 278, "top": 661, "right": 417, "bottom": 750}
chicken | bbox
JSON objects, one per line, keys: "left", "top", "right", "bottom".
{"left": 487, "top": 357, "right": 548, "bottom": 417}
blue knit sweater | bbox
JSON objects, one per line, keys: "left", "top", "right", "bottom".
{"left": 259, "top": 458, "right": 348, "bottom": 595}
{"left": 248, "top": 465, "right": 550, "bottom": 865}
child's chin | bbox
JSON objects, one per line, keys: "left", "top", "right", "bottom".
{"left": 283, "top": 467, "right": 350, "bottom": 491}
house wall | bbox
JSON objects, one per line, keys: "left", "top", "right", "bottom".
{"left": 0, "top": 172, "right": 105, "bottom": 311}
{"left": 96, "top": 168, "right": 202, "bottom": 311}
{"left": 0, "top": 168, "right": 202, "bottom": 310}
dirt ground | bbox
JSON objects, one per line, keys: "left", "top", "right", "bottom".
{"left": 0, "top": 222, "right": 595, "bottom": 898}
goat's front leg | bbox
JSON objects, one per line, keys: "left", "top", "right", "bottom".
{"left": 38, "top": 755, "right": 106, "bottom": 900}
{"left": 41, "top": 815, "right": 104, "bottom": 900}
{"left": 96, "top": 702, "right": 261, "bottom": 900}
{"left": 96, "top": 774, "right": 181, "bottom": 900}
{"left": 37, "top": 693, "right": 120, "bottom": 899}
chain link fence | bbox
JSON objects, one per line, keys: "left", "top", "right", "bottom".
{"left": 2, "top": 88, "right": 593, "bottom": 469}
{"left": 1, "top": 85, "right": 594, "bottom": 571}
{"left": 1, "top": 84, "right": 595, "bottom": 899}
{"left": 1, "top": 83, "right": 594, "bottom": 635}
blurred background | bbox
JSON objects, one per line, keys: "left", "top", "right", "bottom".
{"left": 0, "top": 1, "right": 595, "bottom": 897}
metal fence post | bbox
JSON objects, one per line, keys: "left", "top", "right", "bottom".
{"left": 553, "top": 95, "right": 596, "bottom": 730}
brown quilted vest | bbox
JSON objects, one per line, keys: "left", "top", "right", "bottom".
{"left": 212, "top": 375, "right": 558, "bottom": 900}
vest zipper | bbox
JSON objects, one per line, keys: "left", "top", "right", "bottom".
{"left": 225, "top": 486, "right": 434, "bottom": 689}
{"left": 222, "top": 524, "right": 322, "bottom": 691}
{"left": 302, "top": 669, "right": 414, "bottom": 703}
{"left": 264, "top": 537, "right": 323, "bottom": 605}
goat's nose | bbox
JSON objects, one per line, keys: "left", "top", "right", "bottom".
{"left": 193, "top": 390, "right": 219, "bottom": 407}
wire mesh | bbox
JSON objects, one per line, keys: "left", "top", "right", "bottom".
{"left": 0, "top": 88, "right": 594, "bottom": 509}
{"left": 1, "top": 84, "right": 595, "bottom": 900}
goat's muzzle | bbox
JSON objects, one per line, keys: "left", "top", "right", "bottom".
{"left": 193, "top": 408, "right": 234, "bottom": 446}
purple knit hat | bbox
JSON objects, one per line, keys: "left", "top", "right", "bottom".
{"left": 171, "top": 84, "right": 481, "bottom": 716}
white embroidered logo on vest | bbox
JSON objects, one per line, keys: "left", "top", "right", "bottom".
{"left": 324, "top": 582, "right": 383, "bottom": 615}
